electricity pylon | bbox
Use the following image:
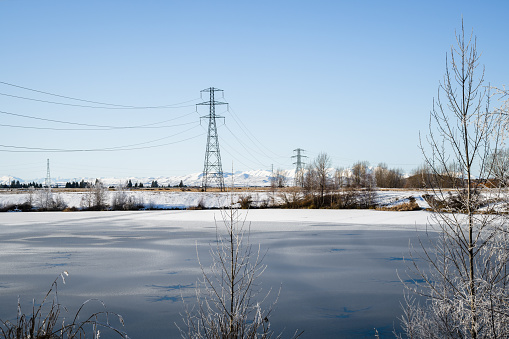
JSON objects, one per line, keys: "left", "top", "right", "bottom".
{"left": 198, "top": 87, "right": 227, "bottom": 191}
{"left": 45, "top": 159, "right": 51, "bottom": 189}
{"left": 292, "top": 148, "right": 307, "bottom": 187}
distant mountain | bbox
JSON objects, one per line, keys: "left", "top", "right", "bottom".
{"left": 0, "top": 175, "right": 24, "bottom": 185}
{"left": 0, "top": 169, "right": 297, "bottom": 188}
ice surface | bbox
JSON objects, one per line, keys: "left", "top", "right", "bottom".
{"left": 0, "top": 209, "right": 433, "bottom": 338}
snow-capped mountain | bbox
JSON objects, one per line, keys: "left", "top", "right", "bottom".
{"left": 0, "top": 169, "right": 298, "bottom": 188}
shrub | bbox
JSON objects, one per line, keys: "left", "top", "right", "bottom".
{"left": 188, "top": 198, "right": 206, "bottom": 210}
{"left": 377, "top": 196, "right": 421, "bottom": 211}
{"left": 111, "top": 191, "right": 145, "bottom": 210}
{"left": 178, "top": 208, "right": 303, "bottom": 338}
{"left": 423, "top": 190, "right": 482, "bottom": 213}
{"left": 237, "top": 194, "right": 252, "bottom": 209}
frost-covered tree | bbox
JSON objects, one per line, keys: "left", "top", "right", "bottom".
{"left": 314, "top": 152, "right": 331, "bottom": 205}
{"left": 81, "top": 179, "right": 107, "bottom": 210}
{"left": 399, "top": 21, "right": 509, "bottom": 338}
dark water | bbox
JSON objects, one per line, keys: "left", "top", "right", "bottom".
{"left": 0, "top": 211, "right": 427, "bottom": 338}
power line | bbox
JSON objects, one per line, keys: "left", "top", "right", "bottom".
{"left": 219, "top": 134, "right": 266, "bottom": 170}
{"left": 207, "top": 106, "right": 290, "bottom": 168}
{"left": 0, "top": 120, "right": 198, "bottom": 131}
{"left": 0, "top": 126, "right": 204, "bottom": 152}
{"left": 222, "top": 124, "right": 270, "bottom": 168}
{"left": 199, "top": 120, "right": 291, "bottom": 172}
{"left": 219, "top": 142, "right": 259, "bottom": 172}
{"left": 0, "top": 109, "right": 196, "bottom": 129}
{"left": 0, "top": 161, "right": 43, "bottom": 169}
{"left": 0, "top": 133, "right": 204, "bottom": 152}
{"left": 0, "top": 81, "right": 200, "bottom": 109}
{"left": 93, "top": 124, "right": 201, "bottom": 149}
{"left": 0, "top": 92, "right": 199, "bottom": 109}
{"left": 196, "top": 123, "right": 257, "bottom": 171}
{"left": 227, "top": 105, "right": 287, "bottom": 160}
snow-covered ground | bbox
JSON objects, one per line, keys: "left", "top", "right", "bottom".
{"left": 0, "top": 209, "right": 432, "bottom": 338}
{"left": 0, "top": 189, "right": 431, "bottom": 210}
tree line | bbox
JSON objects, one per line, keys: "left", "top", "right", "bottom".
{"left": 0, "top": 180, "right": 43, "bottom": 189}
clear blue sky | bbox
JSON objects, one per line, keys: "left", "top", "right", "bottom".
{"left": 0, "top": 0, "right": 508, "bottom": 180}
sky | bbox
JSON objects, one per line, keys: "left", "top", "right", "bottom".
{"left": 0, "top": 0, "right": 508, "bottom": 181}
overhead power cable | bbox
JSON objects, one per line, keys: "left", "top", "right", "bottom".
{"left": 0, "top": 120, "right": 198, "bottom": 131}
{"left": 0, "top": 125, "right": 203, "bottom": 152}
{"left": 0, "top": 133, "right": 204, "bottom": 153}
{"left": 222, "top": 107, "right": 289, "bottom": 167}
{"left": 222, "top": 124, "right": 269, "bottom": 168}
{"left": 196, "top": 108, "right": 291, "bottom": 170}
{"left": 0, "top": 109, "right": 196, "bottom": 129}
{"left": 219, "top": 141, "right": 259, "bottom": 172}
{"left": 196, "top": 122, "right": 258, "bottom": 171}
{"left": 223, "top": 121, "right": 292, "bottom": 167}
{"left": 0, "top": 81, "right": 199, "bottom": 109}
{"left": 0, "top": 92, "right": 199, "bottom": 109}
{"left": 227, "top": 105, "right": 288, "bottom": 163}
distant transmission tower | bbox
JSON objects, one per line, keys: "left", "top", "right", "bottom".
{"left": 292, "top": 148, "right": 307, "bottom": 186}
{"left": 198, "top": 87, "right": 227, "bottom": 191}
{"left": 45, "top": 159, "right": 52, "bottom": 189}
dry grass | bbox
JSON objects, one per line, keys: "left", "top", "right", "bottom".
{"left": 377, "top": 197, "right": 421, "bottom": 211}
{"left": 237, "top": 194, "right": 253, "bottom": 209}
{"left": 0, "top": 273, "right": 128, "bottom": 339}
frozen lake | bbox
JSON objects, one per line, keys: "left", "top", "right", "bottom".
{"left": 0, "top": 209, "right": 432, "bottom": 338}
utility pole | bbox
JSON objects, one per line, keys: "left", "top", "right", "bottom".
{"left": 45, "top": 159, "right": 51, "bottom": 189}
{"left": 292, "top": 148, "right": 307, "bottom": 187}
{"left": 198, "top": 87, "right": 227, "bottom": 191}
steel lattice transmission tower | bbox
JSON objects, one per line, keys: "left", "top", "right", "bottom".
{"left": 292, "top": 148, "right": 307, "bottom": 187}
{"left": 198, "top": 87, "right": 227, "bottom": 191}
{"left": 45, "top": 158, "right": 52, "bottom": 189}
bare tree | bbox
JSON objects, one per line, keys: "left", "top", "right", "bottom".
{"left": 273, "top": 169, "right": 288, "bottom": 188}
{"left": 93, "top": 179, "right": 107, "bottom": 209}
{"left": 405, "top": 164, "right": 436, "bottom": 189}
{"left": 37, "top": 188, "right": 54, "bottom": 210}
{"left": 294, "top": 167, "right": 305, "bottom": 188}
{"left": 488, "top": 148, "right": 509, "bottom": 186}
{"left": 374, "top": 163, "right": 389, "bottom": 188}
{"left": 81, "top": 179, "right": 108, "bottom": 210}
{"left": 180, "top": 207, "right": 302, "bottom": 338}
{"left": 35, "top": 189, "right": 66, "bottom": 211}
{"left": 302, "top": 163, "right": 316, "bottom": 195}
{"left": 400, "top": 21, "right": 509, "bottom": 338}
{"left": 333, "top": 167, "right": 345, "bottom": 190}
{"left": 269, "top": 169, "right": 288, "bottom": 206}
{"left": 351, "top": 161, "right": 373, "bottom": 188}
{"left": 111, "top": 184, "right": 144, "bottom": 210}
{"left": 374, "top": 163, "right": 405, "bottom": 188}
{"left": 314, "top": 152, "right": 331, "bottom": 205}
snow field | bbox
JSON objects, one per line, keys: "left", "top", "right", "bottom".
{"left": 0, "top": 189, "right": 431, "bottom": 210}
